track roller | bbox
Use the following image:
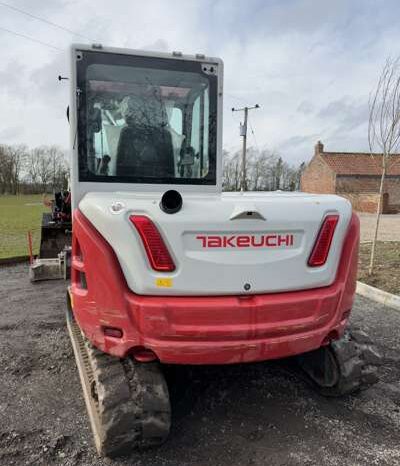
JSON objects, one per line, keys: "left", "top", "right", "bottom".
{"left": 297, "top": 328, "right": 382, "bottom": 397}
{"left": 66, "top": 306, "right": 171, "bottom": 457}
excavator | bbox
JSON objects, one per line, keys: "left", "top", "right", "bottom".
{"left": 29, "top": 191, "right": 72, "bottom": 281}
{"left": 64, "top": 43, "right": 381, "bottom": 456}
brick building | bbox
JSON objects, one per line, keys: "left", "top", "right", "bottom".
{"left": 301, "top": 141, "right": 400, "bottom": 213}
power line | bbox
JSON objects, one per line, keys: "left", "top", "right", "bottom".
{"left": 0, "top": 1, "right": 95, "bottom": 42}
{"left": 248, "top": 114, "right": 260, "bottom": 152}
{"left": 0, "top": 25, "right": 62, "bottom": 51}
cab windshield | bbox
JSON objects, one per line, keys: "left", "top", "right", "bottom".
{"left": 76, "top": 51, "right": 217, "bottom": 185}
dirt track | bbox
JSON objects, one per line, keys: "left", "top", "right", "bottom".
{"left": 1, "top": 263, "right": 400, "bottom": 466}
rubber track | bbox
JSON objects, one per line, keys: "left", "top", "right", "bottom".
{"left": 299, "top": 327, "right": 382, "bottom": 397}
{"left": 66, "top": 308, "right": 171, "bottom": 457}
{"left": 327, "top": 328, "right": 382, "bottom": 396}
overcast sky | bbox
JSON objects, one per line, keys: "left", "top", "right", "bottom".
{"left": 0, "top": 0, "right": 399, "bottom": 164}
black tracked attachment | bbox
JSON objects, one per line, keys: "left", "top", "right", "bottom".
{"left": 66, "top": 304, "right": 171, "bottom": 457}
{"left": 297, "top": 328, "right": 382, "bottom": 397}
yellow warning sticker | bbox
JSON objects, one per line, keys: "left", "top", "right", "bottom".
{"left": 155, "top": 278, "right": 173, "bottom": 288}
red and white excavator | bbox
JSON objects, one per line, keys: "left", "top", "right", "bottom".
{"left": 65, "top": 43, "right": 381, "bottom": 457}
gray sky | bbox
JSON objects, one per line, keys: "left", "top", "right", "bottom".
{"left": 0, "top": 0, "right": 399, "bottom": 164}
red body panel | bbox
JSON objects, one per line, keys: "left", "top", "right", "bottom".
{"left": 70, "top": 210, "right": 359, "bottom": 365}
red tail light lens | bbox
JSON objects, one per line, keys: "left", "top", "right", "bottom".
{"left": 308, "top": 215, "right": 339, "bottom": 267}
{"left": 130, "top": 215, "right": 175, "bottom": 272}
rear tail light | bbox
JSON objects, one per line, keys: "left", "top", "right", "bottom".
{"left": 308, "top": 215, "right": 339, "bottom": 267}
{"left": 130, "top": 215, "right": 176, "bottom": 272}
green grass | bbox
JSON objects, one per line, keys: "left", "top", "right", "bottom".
{"left": 359, "top": 241, "right": 400, "bottom": 295}
{"left": 0, "top": 194, "right": 49, "bottom": 259}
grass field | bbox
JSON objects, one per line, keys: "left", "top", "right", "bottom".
{"left": 359, "top": 241, "right": 400, "bottom": 295}
{"left": 0, "top": 194, "right": 48, "bottom": 259}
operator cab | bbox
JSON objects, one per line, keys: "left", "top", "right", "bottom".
{"left": 71, "top": 45, "right": 223, "bottom": 208}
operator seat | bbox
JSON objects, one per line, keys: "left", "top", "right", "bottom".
{"left": 116, "top": 93, "right": 175, "bottom": 178}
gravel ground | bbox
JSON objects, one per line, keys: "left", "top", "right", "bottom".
{"left": 1, "top": 263, "right": 400, "bottom": 466}
{"left": 359, "top": 213, "right": 400, "bottom": 242}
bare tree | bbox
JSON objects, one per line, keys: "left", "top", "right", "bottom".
{"left": 0, "top": 144, "right": 27, "bottom": 194}
{"left": 368, "top": 57, "right": 400, "bottom": 275}
{"left": 0, "top": 143, "right": 68, "bottom": 194}
{"left": 28, "top": 146, "right": 51, "bottom": 192}
{"left": 223, "top": 147, "right": 304, "bottom": 192}
{"left": 222, "top": 150, "right": 241, "bottom": 191}
{"left": 0, "top": 146, "right": 10, "bottom": 194}
{"left": 9, "top": 144, "right": 27, "bottom": 194}
{"left": 27, "top": 146, "right": 68, "bottom": 193}
{"left": 47, "top": 145, "right": 69, "bottom": 191}
{"left": 249, "top": 151, "right": 271, "bottom": 190}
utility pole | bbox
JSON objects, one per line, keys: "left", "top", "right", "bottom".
{"left": 232, "top": 104, "right": 260, "bottom": 191}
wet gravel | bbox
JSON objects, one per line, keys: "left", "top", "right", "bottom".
{"left": 1, "top": 263, "right": 399, "bottom": 466}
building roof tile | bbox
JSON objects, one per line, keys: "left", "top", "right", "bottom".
{"left": 321, "top": 152, "right": 400, "bottom": 176}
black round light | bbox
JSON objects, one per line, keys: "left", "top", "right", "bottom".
{"left": 160, "top": 190, "right": 183, "bottom": 214}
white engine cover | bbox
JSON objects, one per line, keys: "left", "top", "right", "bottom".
{"left": 79, "top": 191, "right": 352, "bottom": 296}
